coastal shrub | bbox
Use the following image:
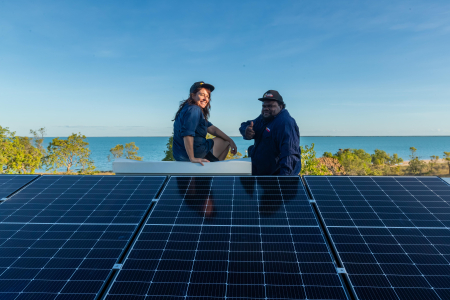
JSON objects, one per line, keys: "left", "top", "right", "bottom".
{"left": 406, "top": 147, "right": 426, "bottom": 175}
{"left": 371, "top": 149, "right": 403, "bottom": 175}
{"left": 0, "top": 126, "right": 45, "bottom": 174}
{"left": 444, "top": 152, "right": 450, "bottom": 174}
{"left": 317, "top": 157, "right": 346, "bottom": 175}
{"left": 162, "top": 135, "right": 175, "bottom": 161}
{"left": 45, "top": 133, "right": 96, "bottom": 174}
{"left": 300, "top": 143, "right": 330, "bottom": 175}
{"left": 334, "top": 149, "right": 375, "bottom": 176}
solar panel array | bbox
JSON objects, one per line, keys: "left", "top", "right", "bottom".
{"left": 0, "top": 175, "right": 38, "bottom": 199}
{"left": 105, "top": 176, "right": 349, "bottom": 300}
{"left": 0, "top": 175, "right": 165, "bottom": 300}
{"left": 305, "top": 176, "right": 450, "bottom": 300}
{"left": 2, "top": 174, "right": 450, "bottom": 300}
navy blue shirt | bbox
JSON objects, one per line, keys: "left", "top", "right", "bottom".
{"left": 173, "top": 103, "right": 213, "bottom": 161}
{"left": 239, "top": 109, "right": 301, "bottom": 176}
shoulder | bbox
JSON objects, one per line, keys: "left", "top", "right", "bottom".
{"left": 278, "top": 110, "right": 297, "bottom": 125}
{"left": 184, "top": 104, "right": 202, "bottom": 116}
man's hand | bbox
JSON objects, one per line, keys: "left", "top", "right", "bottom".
{"left": 190, "top": 157, "right": 210, "bottom": 166}
{"left": 245, "top": 121, "right": 255, "bottom": 139}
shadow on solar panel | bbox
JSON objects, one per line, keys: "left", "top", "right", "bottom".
{"left": 104, "top": 176, "right": 350, "bottom": 300}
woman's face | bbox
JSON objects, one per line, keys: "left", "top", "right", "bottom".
{"left": 192, "top": 88, "right": 210, "bottom": 109}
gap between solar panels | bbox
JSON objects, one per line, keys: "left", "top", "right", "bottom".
{"left": 301, "top": 176, "right": 358, "bottom": 300}
{"left": 0, "top": 174, "right": 41, "bottom": 201}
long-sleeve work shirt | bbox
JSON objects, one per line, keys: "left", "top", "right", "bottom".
{"left": 239, "top": 109, "right": 301, "bottom": 176}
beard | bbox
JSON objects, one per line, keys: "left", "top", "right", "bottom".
{"left": 262, "top": 114, "right": 275, "bottom": 123}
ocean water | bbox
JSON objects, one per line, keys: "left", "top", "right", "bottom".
{"left": 39, "top": 136, "right": 450, "bottom": 172}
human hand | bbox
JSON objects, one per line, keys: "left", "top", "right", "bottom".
{"left": 245, "top": 121, "right": 255, "bottom": 139}
{"left": 229, "top": 139, "right": 238, "bottom": 155}
{"left": 190, "top": 157, "right": 210, "bottom": 166}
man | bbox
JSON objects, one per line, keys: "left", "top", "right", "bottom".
{"left": 239, "top": 90, "right": 301, "bottom": 176}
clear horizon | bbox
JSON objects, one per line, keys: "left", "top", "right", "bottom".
{"left": 1, "top": 1, "right": 450, "bottom": 137}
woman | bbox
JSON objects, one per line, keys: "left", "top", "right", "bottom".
{"left": 172, "top": 81, "right": 237, "bottom": 165}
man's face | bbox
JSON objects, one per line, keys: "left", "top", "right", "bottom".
{"left": 192, "top": 88, "right": 210, "bottom": 109}
{"left": 261, "top": 100, "right": 282, "bottom": 119}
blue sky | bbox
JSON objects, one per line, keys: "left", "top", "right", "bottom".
{"left": 1, "top": 1, "right": 450, "bottom": 137}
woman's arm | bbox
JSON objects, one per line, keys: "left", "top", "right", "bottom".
{"left": 207, "top": 125, "right": 237, "bottom": 155}
{"left": 183, "top": 136, "right": 210, "bottom": 166}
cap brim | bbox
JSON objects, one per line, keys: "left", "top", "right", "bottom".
{"left": 258, "top": 97, "right": 281, "bottom": 101}
{"left": 201, "top": 83, "right": 215, "bottom": 92}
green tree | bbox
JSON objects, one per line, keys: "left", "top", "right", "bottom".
{"left": 109, "top": 142, "right": 143, "bottom": 161}
{"left": 371, "top": 149, "right": 403, "bottom": 175}
{"left": 322, "top": 152, "right": 333, "bottom": 158}
{"left": 335, "top": 148, "right": 375, "bottom": 175}
{"left": 444, "top": 152, "right": 450, "bottom": 175}
{"left": 124, "top": 142, "right": 143, "bottom": 160}
{"left": 300, "top": 143, "right": 330, "bottom": 175}
{"left": 0, "top": 126, "right": 44, "bottom": 174}
{"left": 162, "top": 135, "right": 174, "bottom": 161}
{"left": 406, "top": 147, "right": 425, "bottom": 175}
{"left": 429, "top": 155, "right": 439, "bottom": 173}
{"left": 108, "top": 144, "right": 124, "bottom": 161}
{"left": 45, "top": 133, "right": 95, "bottom": 173}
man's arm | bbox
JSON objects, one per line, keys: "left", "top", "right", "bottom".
{"left": 277, "top": 123, "right": 301, "bottom": 176}
{"left": 239, "top": 119, "right": 256, "bottom": 140}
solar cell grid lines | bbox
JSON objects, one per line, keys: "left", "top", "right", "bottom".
{"left": 105, "top": 176, "right": 349, "bottom": 300}
{"left": 0, "top": 175, "right": 38, "bottom": 199}
{"left": 147, "top": 176, "right": 316, "bottom": 227}
{"left": 0, "top": 175, "right": 166, "bottom": 300}
{"left": 304, "top": 176, "right": 450, "bottom": 300}
{"left": 0, "top": 175, "right": 166, "bottom": 224}
{"left": 304, "top": 176, "right": 450, "bottom": 228}
{"left": 0, "top": 222, "right": 136, "bottom": 300}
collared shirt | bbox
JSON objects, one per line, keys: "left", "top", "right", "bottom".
{"left": 239, "top": 109, "right": 301, "bottom": 176}
{"left": 173, "top": 103, "right": 213, "bottom": 161}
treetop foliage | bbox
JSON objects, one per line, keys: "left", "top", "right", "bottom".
{"left": 45, "top": 133, "right": 96, "bottom": 174}
{"left": 108, "top": 142, "right": 143, "bottom": 161}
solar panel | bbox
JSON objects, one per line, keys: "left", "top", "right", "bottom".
{"left": 105, "top": 176, "right": 349, "bottom": 300}
{"left": 0, "top": 175, "right": 166, "bottom": 300}
{"left": 304, "top": 176, "right": 450, "bottom": 300}
{"left": 305, "top": 176, "right": 450, "bottom": 228}
{"left": 0, "top": 175, "right": 166, "bottom": 224}
{"left": 0, "top": 175, "right": 38, "bottom": 199}
{"left": 0, "top": 223, "right": 136, "bottom": 300}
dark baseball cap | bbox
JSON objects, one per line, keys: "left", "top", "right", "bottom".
{"left": 258, "top": 90, "right": 284, "bottom": 103}
{"left": 190, "top": 81, "right": 215, "bottom": 94}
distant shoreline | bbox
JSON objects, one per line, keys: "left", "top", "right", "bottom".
{"left": 41, "top": 135, "right": 450, "bottom": 138}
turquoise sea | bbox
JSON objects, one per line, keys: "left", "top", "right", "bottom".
{"left": 39, "top": 136, "right": 450, "bottom": 172}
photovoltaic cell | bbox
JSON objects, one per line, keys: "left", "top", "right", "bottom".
{"left": 304, "top": 176, "right": 450, "bottom": 300}
{"left": 0, "top": 175, "right": 38, "bottom": 199}
{"left": 0, "top": 175, "right": 166, "bottom": 224}
{"left": 305, "top": 176, "right": 450, "bottom": 228}
{"left": 0, "top": 175, "right": 166, "bottom": 300}
{"left": 105, "top": 176, "right": 349, "bottom": 300}
{"left": 0, "top": 223, "right": 136, "bottom": 300}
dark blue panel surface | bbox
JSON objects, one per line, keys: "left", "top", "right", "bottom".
{"left": 148, "top": 176, "right": 316, "bottom": 226}
{"left": 0, "top": 175, "right": 165, "bottom": 224}
{"left": 305, "top": 176, "right": 450, "bottom": 228}
{"left": 0, "top": 223, "right": 136, "bottom": 300}
{"left": 105, "top": 176, "right": 348, "bottom": 300}
{"left": 304, "top": 176, "right": 450, "bottom": 300}
{"left": 0, "top": 175, "right": 38, "bottom": 199}
{"left": 328, "top": 226, "right": 450, "bottom": 300}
